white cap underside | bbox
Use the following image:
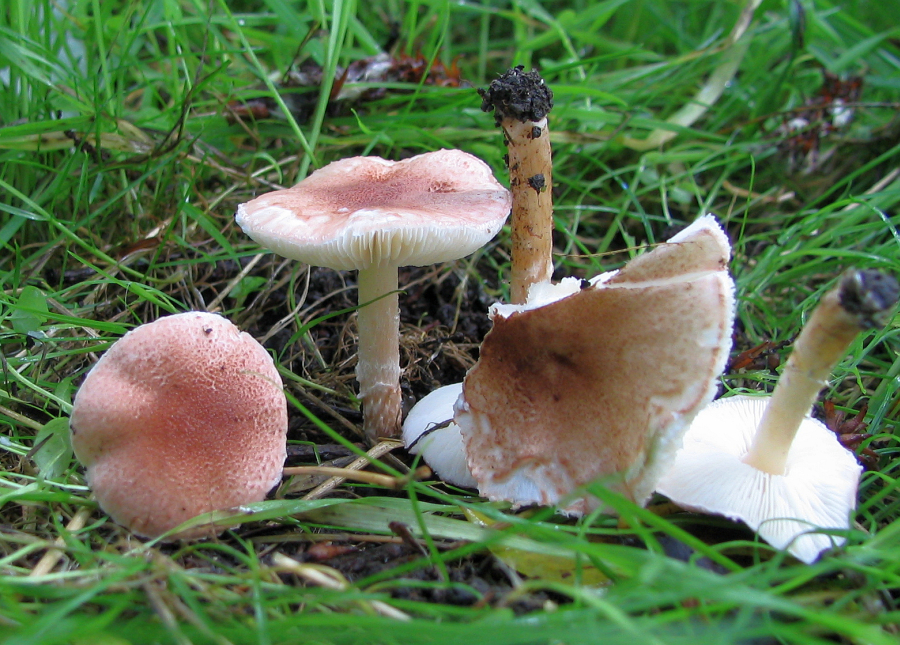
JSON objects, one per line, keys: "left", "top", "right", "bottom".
{"left": 237, "top": 201, "right": 508, "bottom": 270}
{"left": 656, "top": 395, "right": 862, "bottom": 563}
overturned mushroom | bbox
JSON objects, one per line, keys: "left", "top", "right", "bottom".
{"left": 69, "top": 312, "right": 288, "bottom": 540}
{"left": 657, "top": 269, "right": 899, "bottom": 563}
{"left": 236, "top": 150, "right": 510, "bottom": 441}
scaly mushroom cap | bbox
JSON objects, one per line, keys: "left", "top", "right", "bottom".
{"left": 456, "top": 215, "right": 735, "bottom": 512}
{"left": 235, "top": 149, "right": 512, "bottom": 270}
{"left": 655, "top": 396, "right": 862, "bottom": 564}
{"left": 70, "top": 312, "right": 288, "bottom": 539}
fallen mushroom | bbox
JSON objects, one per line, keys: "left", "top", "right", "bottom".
{"left": 69, "top": 312, "right": 288, "bottom": 540}
{"left": 236, "top": 150, "right": 511, "bottom": 442}
{"left": 405, "top": 215, "right": 734, "bottom": 512}
{"left": 479, "top": 66, "right": 555, "bottom": 304}
{"left": 656, "top": 269, "right": 899, "bottom": 563}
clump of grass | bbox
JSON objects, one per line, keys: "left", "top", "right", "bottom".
{"left": 2, "top": 0, "right": 899, "bottom": 643}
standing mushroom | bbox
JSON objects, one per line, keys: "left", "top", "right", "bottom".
{"left": 69, "top": 312, "right": 288, "bottom": 540}
{"left": 656, "top": 269, "right": 899, "bottom": 563}
{"left": 479, "top": 66, "right": 555, "bottom": 304}
{"left": 236, "top": 150, "right": 511, "bottom": 441}
{"left": 405, "top": 216, "right": 735, "bottom": 512}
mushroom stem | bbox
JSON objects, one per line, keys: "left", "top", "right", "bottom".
{"left": 356, "top": 266, "right": 402, "bottom": 441}
{"left": 480, "top": 66, "right": 554, "bottom": 304}
{"left": 745, "top": 269, "right": 899, "bottom": 475}
{"left": 505, "top": 116, "right": 554, "bottom": 304}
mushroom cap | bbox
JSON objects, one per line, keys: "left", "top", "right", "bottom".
{"left": 69, "top": 312, "right": 288, "bottom": 539}
{"left": 235, "top": 149, "right": 511, "bottom": 270}
{"left": 655, "top": 395, "right": 862, "bottom": 563}
{"left": 456, "top": 215, "right": 735, "bottom": 513}
{"left": 402, "top": 383, "right": 476, "bottom": 488}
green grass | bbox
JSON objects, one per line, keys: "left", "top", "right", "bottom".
{"left": 2, "top": 0, "right": 900, "bottom": 642}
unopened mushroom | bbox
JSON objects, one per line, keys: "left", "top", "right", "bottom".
{"left": 69, "top": 312, "right": 288, "bottom": 540}
{"left": 479, "top": 66, "right": 555, "bottom": 304}
{"left": 656, "top": 269, "right": 899, "bottom": 563}
{"left": 402, "top": 383, "right": 476, "bottom": 488}
{"left": 236, "top": 150, "right": 511, "bottom": 441}
{"left": 439, "top": 215, "right": 734, "bottom": 512}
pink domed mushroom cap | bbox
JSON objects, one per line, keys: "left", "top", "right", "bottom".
{"left": 235, "top": 149, "right": 511, "bottom": 270}
{"left": 70, "top": 312, "right": 287, "bottom": 539}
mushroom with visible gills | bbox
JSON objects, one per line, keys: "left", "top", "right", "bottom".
{"left": 656, "top": 269, "right": 899, "bottom": 563}
{"left": 69, "top": 312, "right": 288, "bottom": 540}
{"left": 235, "top": 150, "right": 510, "bottom": 442}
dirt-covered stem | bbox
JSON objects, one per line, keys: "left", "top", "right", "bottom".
{"left": 480, "top": 66, "right": 554, "bottom": 304}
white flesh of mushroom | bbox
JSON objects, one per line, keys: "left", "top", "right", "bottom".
{"left": 402, "top": 383, "right": 477, "bottom": 488}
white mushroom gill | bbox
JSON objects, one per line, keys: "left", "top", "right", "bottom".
{"left": 656, "top": 395, "right": 861, "bottom": 564}
{"left": 657, "top": 269, "right": 899, "bottom": 563}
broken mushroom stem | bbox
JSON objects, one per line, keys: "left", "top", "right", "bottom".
{"left": 745, "top": 269, "right": 899, "bottom": 475}
{"left": 480, "top": 66, "right": 554, "bottom": 304}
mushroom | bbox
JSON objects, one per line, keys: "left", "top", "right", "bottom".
{"left": 656, "top": 269, "right": 899, "bottom": 563}
{"left": 479, "top": 66, "right": 555, "bottom": 304}
{"left": 402, "top": 383, "right": 476, "bottom": 488}
{"left": 235, "top": 150, "right": 511, "bottom": 441}
{"left": 69, "top": 312, "right": 287, "bottom": 540}
{"left": 405, "top": 215, "right": 734, "bottom": 511}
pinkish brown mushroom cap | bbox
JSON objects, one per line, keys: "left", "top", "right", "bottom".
{"left": 456, "top": 215, "right": 735, "bottom": 513}
{"left": 235, "top": 149, "right": 511, "bottom": 271}
{"left": 69, "top": 312, "right": 288, "bottom": 540}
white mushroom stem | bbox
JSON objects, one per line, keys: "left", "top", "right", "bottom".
{"left": 745, "top": 270, "right": 897, "bottom": 475}
{"left": 505, "top": 115, "right": 554, "bottom": 304}
{"left": 356, "top": 266, "right": 402, "bottom": 441}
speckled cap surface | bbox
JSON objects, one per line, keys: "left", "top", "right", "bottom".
{"left": 235, "top": 149, "right": 511, "bottom": 270}
{"left": 70, "top": 312, "right": 287, "bottom": 539}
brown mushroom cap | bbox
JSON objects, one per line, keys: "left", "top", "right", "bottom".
{"left": 235, "top": 149, "right": 512, "bottom": 270}
{"left": 456, "top": 215, "right": 735, "bottom": 512}
{"left": 69, "top": 312, "right": 287, "bottom": 539}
